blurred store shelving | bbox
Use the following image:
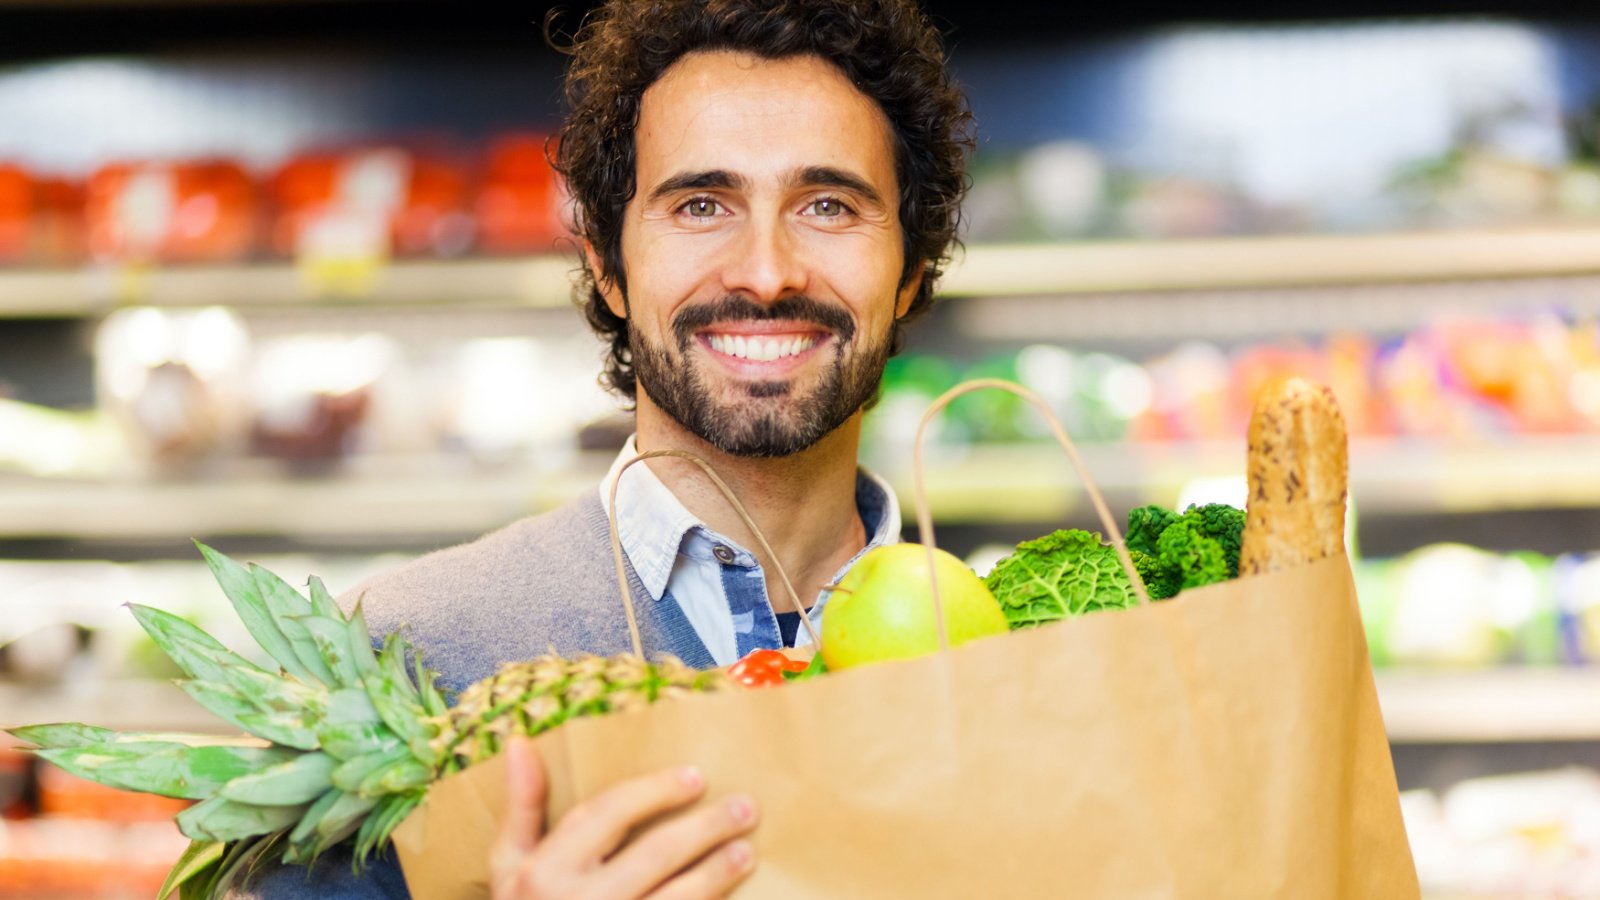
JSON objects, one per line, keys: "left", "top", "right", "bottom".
{"left": 6, "top": 2, "right": 1600, "bottom": 896}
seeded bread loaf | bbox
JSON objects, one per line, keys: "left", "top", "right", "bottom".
{"left": 1238, "top": 377, "right": 1349, "bottom": 575}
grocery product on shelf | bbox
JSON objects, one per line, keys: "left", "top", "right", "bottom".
{"left": 247, "top": 333, "right": 396, "bottom": 467}
{"left": 0, "top": 163, "right": 83, "bottom": 265}
{"left": 0, "top": 398, "right": 118, "bottom": 479}
{"left": 870, "top": 311, "right": 1600, "bottom": 454}
{"left": 92, "top": 307, "right": 253, "bottom": 473}
{"left": 473, "top": 132, "right": 569, "bottom": 254}
{"left": 1356, "top": 544, "right": 1600, "bottom": 668}
{"left": 0, "top": 164, "right": 26, "bottom": 261}
{"left": 85, "top": 160, "right": 257, "bottom": 264}
{"left": 0, "top": 754, "right": 191, "bottom": 900}
{"left": 268, "top": 144, "right": 474, "bottom": 261}
{"left": 1402, "top": 767, "right": 1600, "bottom": 897}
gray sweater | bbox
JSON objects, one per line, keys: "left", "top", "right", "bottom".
{"left": 233, "top": 491, "right": 712, "bottom": 899}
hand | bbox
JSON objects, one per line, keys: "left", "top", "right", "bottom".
{"left": 491, "top": 737, "right": 759, "bottom": 899}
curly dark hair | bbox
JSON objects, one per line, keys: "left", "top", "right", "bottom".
{"left": 553, "top": 0, "right": 974, "bottom": 401}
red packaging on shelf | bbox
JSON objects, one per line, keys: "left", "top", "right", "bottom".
{"left": 269, "top": 145, "right": 474, "bottom": 260}
{"left": 474, "top": 132, "right": 569, "bottom": 253}
{"left": 0, "top": 166, "right": 84, "bottom": 266}
{"left": 84, "top": 160, "right": 258, "bottom": 264}
{"left": 0, "top": 164, "right": 28, "bottom": 262}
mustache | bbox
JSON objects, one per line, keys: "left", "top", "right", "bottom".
{"left": 672, "top": 296, "right": 856, "bottom": 349}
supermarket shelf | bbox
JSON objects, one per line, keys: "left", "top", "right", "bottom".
{"left": 2, "top": 669, "right": 1596, "bottom": 742}
{"left": 1375, "top": 668, "right": 1600, "bottom": 743}
{"left": 0, "top": 454, "right": 613, "bottom": 542}
{"left": 7, "top": 227, "right": 1600, "bottom": 316}
{"left": 0, "top": 678, "right": 232, "bottom": 735}
{"left": 0, "top": 255, "right": 580, "bottom": 317}
{"left": 939, "top": 226, "right": 1600, "bottom": 297}
{"left": 4, "top": 437, "right": 1600, "bottom": 540}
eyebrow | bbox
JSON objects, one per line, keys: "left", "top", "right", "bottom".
{"left": 795, "top": 166, "right": 885, "bottom": 207}
{"left": 645, "top": 166, "right": 887, "bottom": 208}
{"left": 647, "top": 169, "right": 746, "bottom": 202}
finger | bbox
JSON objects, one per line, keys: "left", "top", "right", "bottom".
{"left": 642, "top": 838, "right": 757, "bottom": 900}
{"left": 538, "top": 764, "right": 705, "bottom": 864}
{"left": 595, "top": 794, "right": 758, "bottom": 898}
{"left": 491, "top": 738, "right": 549, "bottom": 879}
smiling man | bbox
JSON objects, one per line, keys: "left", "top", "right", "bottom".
{"left": 238, "top": 1, "right": 971, "bottom": 897}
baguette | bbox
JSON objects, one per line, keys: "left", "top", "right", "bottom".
{"left": 1238, "top": 377, "right": 1349, "bottom": 575}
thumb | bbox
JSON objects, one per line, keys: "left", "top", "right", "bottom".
{"left": 492, "top": 737, "right": 549, "bottom": 872}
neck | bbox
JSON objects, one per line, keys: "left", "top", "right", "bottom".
{"left": 632, "top": 397, "right": 868, "bottom": 612}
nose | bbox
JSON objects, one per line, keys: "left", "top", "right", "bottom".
{"left": 718, "top": 219, "right": 809, "bottom": 303}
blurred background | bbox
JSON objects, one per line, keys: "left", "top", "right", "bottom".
{"left": 3, "top": 0, "right": 1600, "bottom": 895}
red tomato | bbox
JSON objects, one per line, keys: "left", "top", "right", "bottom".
{"left": 726, "top": 648, "right": 809, "bottom": 687}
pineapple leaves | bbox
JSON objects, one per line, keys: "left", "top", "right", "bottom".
{"left": 288, "top": 789, "right": 344, "bottom": 851}
{"left": 285, "top": 791, "right": 379, "bottom": 864}
{"left": 129, "top": 604, "right": 267, "bottom": 684}
{"left": 330, "top": 744, "right": 415, "bottom": 793}
{"left": 205, "top": 834, "right": 284, "bottom": 900}
{"left": 306, "top": 574, "right": 341, "bottom": 620}
{"left": 366, "top": 634, "right": 432, "bottom": 753}
{"left": 158, "top": 839, "right": 226, "bottom": 900}
{"left": 40, "top": 742, "right": 300, "bottom": 800}
{"left": 345, "top": 603, "right": 382, "bottom": 680}
{"left": 357, "top": 756, "right": 430, "bottom": 798}
{"left": 355, "top": 792, "right": 422, "bottom": 863}
{"left": 10, "top": 724, "right": 270, "bottom": 751}
{"left": 177, "top": 795, "right": 310, "bottom": 842}
{"left": 314, "top": 791, "right": 380, "bottom": 847}
{"left": 316, "top": 689, "right": 396, "bottom": 759}
{"left": 415, "top": 653, "right": 448, "bottom": 719}
{"left": 195, "top": 541, "right": 321, "bottom": 686}
{"left": 8, "top": 544, "right": 463, "bottom": 892}
{"left": 297, "top": 615, "right": 361, "bottom": 690}
{"left": 220, "top": 752, "right": 338, "bottom": 806}
{"left": 250, "top": 562, "right": 339, "bottom": 688}
{"left": 179, "top": 680, "right": 321, "bottom": 751}
{"left": 216, "top": 664, "right": 328, "bottom": 719}
{"left": 6, "top": 722, "right": 116, "bottom": 748}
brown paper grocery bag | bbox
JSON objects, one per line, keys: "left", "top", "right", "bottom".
{"left": 395, "top": 553, "right": 1415, "bottom": 898}
{"left": 393, "top": 380, "right": 1418, "bottom": 899}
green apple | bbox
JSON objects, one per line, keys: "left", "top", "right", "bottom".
{"left": 821, "top": 543, "right": 1009, "bottom": 671}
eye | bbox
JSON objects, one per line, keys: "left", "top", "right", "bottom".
{"left": 806, "top": 197, "right": 852, "bottom": 218}
{"left": 679, "top": 196, "right": 724, "bottom": 219}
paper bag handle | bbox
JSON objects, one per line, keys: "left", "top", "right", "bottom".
{"left": 912, "top": 378, "right": 1151, "bottom": 651}
{"left": 607, "top": 449, "right": 821, "bottom": 659}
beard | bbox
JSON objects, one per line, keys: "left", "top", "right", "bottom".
{"left": 629, "top": 294, "right": 891, "bottom": 458}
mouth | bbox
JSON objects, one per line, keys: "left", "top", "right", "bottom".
{"left": 697, "top": 325, "right": 831, "bottom": 374}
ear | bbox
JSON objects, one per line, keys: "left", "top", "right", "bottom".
{"left": 894, "top": 260, "right": 926, "bottom": 320}
{"left": 583, "top": 240, "right": 628, "bottom": 319}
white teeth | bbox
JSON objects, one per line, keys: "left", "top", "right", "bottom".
{"left": 708, "top": 334, "right": 818, "bottom": 361}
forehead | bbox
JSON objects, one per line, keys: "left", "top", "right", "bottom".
{"left": 635, "top": 51, "right": 898, "bottom": 195}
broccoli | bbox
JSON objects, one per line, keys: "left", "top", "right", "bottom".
{"left": 1130, "top": 549, "right": 1181, "bottom": 601}
{"left": 1178, "top": 503, "right": 1245, "bottom": 579}
{"left": 1125, "top": 504, "right": 1178, "bottom": 557}
{"left": 1155, "top": 519, "right": 1230, "bottom": 590}
{"left": 983, "top": 529, "right": 1142, "bottom": 629}
{"left": 1123, "top": 501, "right": 1246, "bottom": 599}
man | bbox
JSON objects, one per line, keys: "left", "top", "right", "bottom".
{"left": 240, "top": 0, "right": 970, "bottom": 896}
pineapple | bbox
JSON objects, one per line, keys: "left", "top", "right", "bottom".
{"left": 5, "top": 543, "right": 729, "bottom": 899}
